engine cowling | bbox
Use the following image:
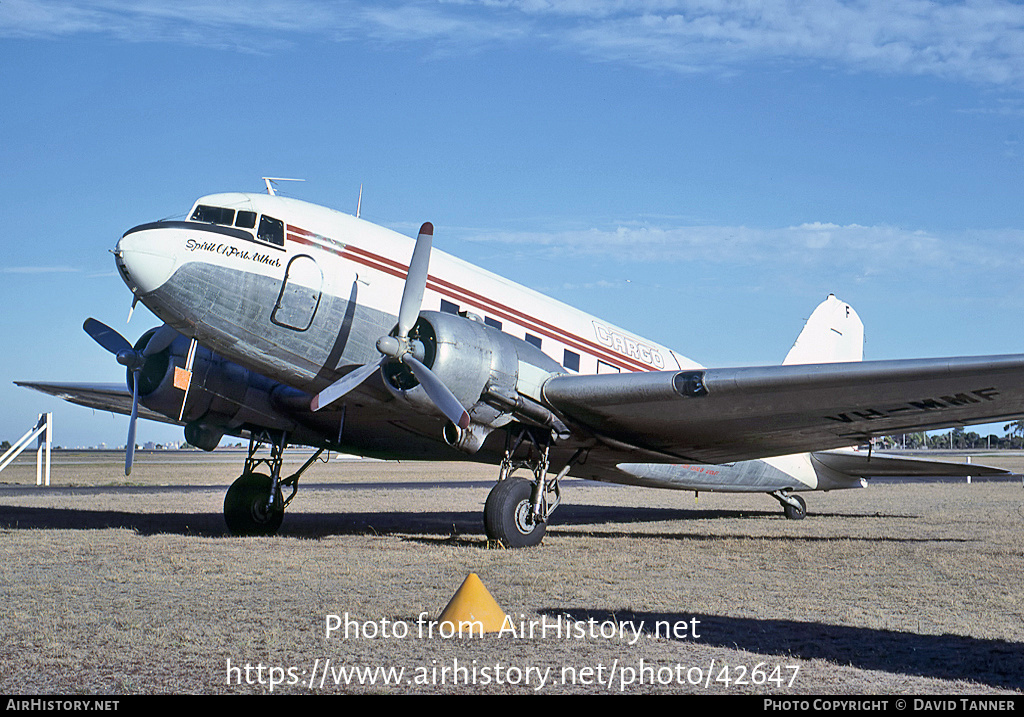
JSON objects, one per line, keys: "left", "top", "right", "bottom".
{"left": 129, "top": 328, "right": 299, "bottom": 447}
{"left": 379, "top": 310, "right": 568, "bottom": 451}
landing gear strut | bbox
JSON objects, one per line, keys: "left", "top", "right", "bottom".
{"left": 484, "top": 426, "right": 579, "bottom": 548}
{"left": 223, "top": 430, "right": 324, "bottom": 536}
{"left": 771, "top": 490, "right": 807, "bottom": 520}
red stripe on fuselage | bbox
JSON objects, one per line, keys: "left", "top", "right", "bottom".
{"left": 285, "top": 224, "right": 656, "bottom": 373}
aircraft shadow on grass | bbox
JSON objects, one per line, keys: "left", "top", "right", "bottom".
{"left": 0, "top": 500, "right": 947, "bottom": 543}
{"left": 0, "top": 503, "right": 703, "bottom": 537}
{"left": 541, "top": 608, "right": 1022, "bottom": 692}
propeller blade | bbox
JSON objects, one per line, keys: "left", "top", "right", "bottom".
{"left": 125, "top": 369, "right": 140, "bottom": 475}
{"left": 84, "top": 318, "right": 169, "bottom": 475}
{"left": 403, "top": 354, "right": 471, "bottom": 430}
{"left": 176, "top": 337, "right": 198, "bottom": 421}
{"left": 397, "top": 222, "right": 433, "bottom": 338}
{"left": 310, "top": 360, "right": 382, "bottom": 412}
{"left": 142, "top": 324, "right": 178, "bottom": 356}
{"left": 318, "top": 222, "right": 470, "bottom": 429}
{"left": 83, "top": 318, "right": 132, "bottom": 356}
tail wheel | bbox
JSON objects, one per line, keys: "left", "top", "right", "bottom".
{"left": 224, "top": 470, "right": 284, "bottom": 536}
{"left": 484, "top": 477, "right": 546, "bottom": 548}
{"left": 783, "top": 494, "right": 807, "bottom": 520}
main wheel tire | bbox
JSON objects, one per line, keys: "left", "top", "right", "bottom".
{"left": 224, "top": 471, "right": 284, "bottom": 536}
{"left": 484, "top": 477, "right": 546, "bottom": 548}
{"left": 782, "top": 494, "right": 807, "bottom": 520}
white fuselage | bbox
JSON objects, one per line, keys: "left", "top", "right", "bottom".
{"left": 118, "top": 192, "right": 701, "bottom": 380}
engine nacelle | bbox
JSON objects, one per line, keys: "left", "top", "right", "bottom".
{"left": 381, "top": 310, "right": 568, "bottom": 450}
{"left": 130, "top": 328, "right": 299, "bottom": 446}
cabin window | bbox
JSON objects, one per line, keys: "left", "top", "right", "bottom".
{"left": 484, "top": 316, "right": 502, "bottom": 331}
{"left": 440, "top": 299, "right": 459, "bottom": 314}
{"left": 235, "top": 211, "right": 257, "bottom": 229}
{"left": 258, "top": 215, "right": 285, "bottom": 246}
{"left": 525, "top": 333, "right": 542, "bottom": 349}
{"left": 563, "top": 349, "right": 580, "bottom": 372}
{"left": 191, "top": 205, "right": 235, "bottom": 225}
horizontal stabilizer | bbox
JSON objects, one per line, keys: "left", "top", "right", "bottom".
{"left": 812, "top": 449, "right": 1011, "bottom": 478}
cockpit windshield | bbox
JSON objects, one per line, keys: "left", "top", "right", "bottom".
{"left": 189, "top": 204, "right": 284, "bottom": 247}
{"left": 190, "top": 205, "right": 235, "bottom": 225}
{"left": 236, "top": 211, "right": 257, "bottom": 229}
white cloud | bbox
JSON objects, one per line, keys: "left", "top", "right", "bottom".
{"left": 551, "top": 0, "right": 1024, "bottom": 84}
{"left": 460, "top": 220, "right": 1024, "bottom": 275}
{"left": 4, "top": 1, "right": 1024, "bottom": 85}
{"left": 0, "top": 0, "right": 339, "bottom": 50}
{"left": 0, "top": 265, "right": 81, "bottom": 274}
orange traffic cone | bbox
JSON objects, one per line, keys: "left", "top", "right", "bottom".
{"left": 437, "top": 573, "right": 507, "bottom": 635}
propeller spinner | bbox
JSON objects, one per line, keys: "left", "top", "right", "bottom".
{"left": 311, "top": 223, "right": 471, "bottom": 430}
{"left": 83, "top": 318, "right": 178, "bottom": 475}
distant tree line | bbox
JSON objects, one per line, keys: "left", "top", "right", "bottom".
{"left": 882, "top": 420, "right": 1024, "bottom": 449}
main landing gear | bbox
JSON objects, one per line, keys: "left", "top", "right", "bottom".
{"left": 223, "top": 431, "right": 324, "bottom": 536}
{"left": 770, "top": 489, "right": 807, "bottom": 520}
{"left": 484, "top": 426, "right": 581, "bottom": 548}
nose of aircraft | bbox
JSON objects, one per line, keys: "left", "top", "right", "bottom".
{"left": 115, "top": 225, "right": 177, "bottom": 295}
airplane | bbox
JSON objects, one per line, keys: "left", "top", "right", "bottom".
{"left": 17, "top": 188, "right": 1024, "bottom": 547}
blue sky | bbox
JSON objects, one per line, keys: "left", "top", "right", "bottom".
{"left": 3, "top": 0, "right": 1024, "bottom": 449}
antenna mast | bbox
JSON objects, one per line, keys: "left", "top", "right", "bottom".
{"left": 262, "top": 177, "right": 305, "bottom": 196}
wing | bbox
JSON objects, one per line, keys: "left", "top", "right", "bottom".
{"left": 14, "top": 381, "right": 184, "bottom": 427}
{"left": 542, "top": 354, "right": 1024, "bottom": 464}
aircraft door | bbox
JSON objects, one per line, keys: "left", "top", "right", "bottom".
{"left": 272, "top": 255, "right": 323, "bottom": 331}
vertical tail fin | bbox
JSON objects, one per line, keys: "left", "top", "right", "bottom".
{"left": 783, "top": 294, "right": 864, "bottom": 365}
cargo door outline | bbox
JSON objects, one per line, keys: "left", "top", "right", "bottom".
{"left": 272, "top": 255, "right": 323, "bottom": 331}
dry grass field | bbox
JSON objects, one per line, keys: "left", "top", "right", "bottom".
{"left": 0, "top": 449, "right": 1021, "bottom": 695}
